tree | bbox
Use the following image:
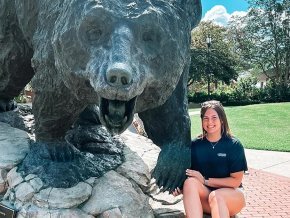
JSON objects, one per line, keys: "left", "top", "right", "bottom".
{"left": 189, "top": 21, "right": 239, "bottom": 88}
{"left": 228, "top": 0, "right": 290, "bottom": 86}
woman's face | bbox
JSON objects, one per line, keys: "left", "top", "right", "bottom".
{"left": 202, "top": 108, "right": 222, "bottom": 136}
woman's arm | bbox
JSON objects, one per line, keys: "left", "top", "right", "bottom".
{"left": 205, "top": 171, "right": 244, "bottom": 188}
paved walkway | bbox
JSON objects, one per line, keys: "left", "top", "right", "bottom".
{"left": 237, "top": 149, "right": 290, "bottom": 218}
{"left": 240, "top": 168, "right": 290, "bottom": 218}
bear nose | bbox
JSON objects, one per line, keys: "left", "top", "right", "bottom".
{"left": 106, "top": 63, "right": 132, "bottom": 87}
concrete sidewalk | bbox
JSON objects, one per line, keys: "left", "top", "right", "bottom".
{"left": 245, "top": 149, "right": 290, "bottom": 178}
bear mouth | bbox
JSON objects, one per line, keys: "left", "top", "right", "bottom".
{"left": 99, "top": 97, "right": 137, "bottom": 134}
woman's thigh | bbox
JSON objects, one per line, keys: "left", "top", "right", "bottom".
{"left": 184, "top": 178, "right": 212, "bottom": 213}
{"left": 214, "top": 188, "right": 246, "bottom": 215}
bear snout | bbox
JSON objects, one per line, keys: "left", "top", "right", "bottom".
{"left": 106, "top": 62, "right": 133, "bottom": 87}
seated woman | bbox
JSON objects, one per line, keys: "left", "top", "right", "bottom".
{"left": 173, "top": 100, "right": 248, "bottom": 218}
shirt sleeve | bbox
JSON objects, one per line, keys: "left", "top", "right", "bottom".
{"left": 228, "top": 139, "right": 248, "bottom": 173}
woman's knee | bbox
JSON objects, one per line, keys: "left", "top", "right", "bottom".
{"left": 183, "top": 177, "right": 200, "bottom": 192}
{"left": 208, "top": 190, "right": 226, "bottom": 207}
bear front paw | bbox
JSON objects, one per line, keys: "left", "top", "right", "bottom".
{"left": 152, "top": 145, "right": 191, "bottom": 193}
{"left": 43, "top": 140, "right": 80, "bottom": 162}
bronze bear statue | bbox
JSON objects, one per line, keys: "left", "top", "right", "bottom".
{"left": 0, "top": 0, "right": 201, "bottom": 191}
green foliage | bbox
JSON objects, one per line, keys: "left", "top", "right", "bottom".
{"left": 228, "top": 0, "right": 290, "bottom": 85}
{"left": 189, "top": 21, "right": 239, "bottom": 86}
{"left": 14, "top": 83, "right": 33, "bottom": 103}
{"left": 226, "top": 77, "right": 260, "bottom": 105}
{"left": 188, "top": 77, "right": 290, "bottom": 105}
{"left": 189, "top": 1, "right": 290, "bottom": 106}
{"left": 259, "top": 80, "right": 290, "bottom": 102}
{"left": 14, "top": 93, "right": 27, "bottom": 103}
{"left": 188, "top": 91, "right": 208, "bottom": 103}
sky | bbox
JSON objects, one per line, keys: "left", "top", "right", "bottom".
{"left": 201, "top": 0, "right": 250, "bottom": 26}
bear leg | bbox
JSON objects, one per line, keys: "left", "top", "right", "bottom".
{"left": 32, "top": 87, "right": 87, "bottom": 161}
{"left": 139, "top": 70, "right": 191, "bottom": 192}
{"left": 0, "top": 0, "right": 34, "bottom": 111}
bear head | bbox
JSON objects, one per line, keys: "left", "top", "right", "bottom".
{"left": 51, "top": 0, "right": 201, "bottom": 134}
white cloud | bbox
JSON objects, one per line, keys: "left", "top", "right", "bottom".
{"left": 202, "top": 5, "right": 247, "bottom": 26}
{"left": 231, "top": 11, "right": 247, "bottom": 18}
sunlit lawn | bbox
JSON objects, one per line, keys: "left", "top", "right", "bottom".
{"left": 189, "top": 102, "right": 290, "bottom": 152}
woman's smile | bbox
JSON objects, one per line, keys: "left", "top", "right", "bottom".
{"left": 202, "top": 108, "right": 222, "bottom": 138}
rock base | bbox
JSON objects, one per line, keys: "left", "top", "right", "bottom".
{"left": 0, "top": 119, "right": 187, "bottom": 217}
{"left": 0, "top": 106, "right": 187, "bottom": 217}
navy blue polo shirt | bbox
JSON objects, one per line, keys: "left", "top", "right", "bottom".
{"left": 191, "top": 136, "right": 248, "bottom": 180}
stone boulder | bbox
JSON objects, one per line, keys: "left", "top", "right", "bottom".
{"left": 0, "top": 122, "right": 30, "bottom": 170}
{"left": 81, "top": 170, "right": 153, "bottom": 217}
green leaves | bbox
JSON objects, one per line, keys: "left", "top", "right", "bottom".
{"left": 229, "top": 0, "right": 290, "bottom": 85}
{"left": 188, "top": 21, "right": 238, "bottom": 86}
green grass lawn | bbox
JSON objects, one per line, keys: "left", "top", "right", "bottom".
{"left": 189, "top": 102, "right": 290, "bottom": 152}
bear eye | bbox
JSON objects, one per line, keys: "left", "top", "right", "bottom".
{"left": 143, "top": 31, "right": 154, "bottom": 42}
{"left": 87, "top": 28, "right": 103, "bottom": 42}
{"left": 142, "top": 29, "right": 162, "bottom": 45}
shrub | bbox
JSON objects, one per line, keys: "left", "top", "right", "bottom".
{"left": 188, "top": 78, "right": 289, "bottom": 105}
{"left": 261, "top": 81, "right": 290, "bottom": 102}
{"left": 188, "top": 91, "right": 208, "bottom": 103}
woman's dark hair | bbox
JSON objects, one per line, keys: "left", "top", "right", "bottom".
{"left": 200, "top": 100, "right": 232, "bottom": 138}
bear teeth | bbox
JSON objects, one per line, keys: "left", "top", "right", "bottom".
{"left": 122, "top": 116, "right": 128, "bottom": 125}
{"left": 100, "top": 96, "right": 137, "bottom": 134}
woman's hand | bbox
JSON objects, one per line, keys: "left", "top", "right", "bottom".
{"left": 186, "top": 169, "right": 205, "bottom": 184}
{"left": 172, "top": 187, "right": 183, "bottom": 196}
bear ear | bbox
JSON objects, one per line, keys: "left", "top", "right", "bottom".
{"left": 180, "top": 0, "right": 202, "bottom": 29}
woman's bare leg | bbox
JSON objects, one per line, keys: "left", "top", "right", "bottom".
{"left": 183, "top": 178, "right": 211, "bottom": 218}
{"left": 209, "top": 188, "right": 246, "bottom": 218}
